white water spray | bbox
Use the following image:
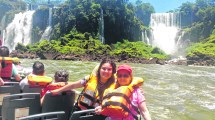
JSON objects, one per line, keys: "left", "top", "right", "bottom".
{"left": 4, "top": 11, "right": 35, "bottom": 50}
{"left": 150, "top": 13, "right": 181, "bottom": 54}
{"left": 40, "top": 8, "right": 52, "bottom": 41}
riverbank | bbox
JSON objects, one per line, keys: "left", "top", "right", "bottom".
{"left": 10, "top": 50, "right": 167, "bottom": 65}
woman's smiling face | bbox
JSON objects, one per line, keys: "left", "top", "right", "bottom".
{"left": 117, "top": 69, "right": 132, "bottom": 86}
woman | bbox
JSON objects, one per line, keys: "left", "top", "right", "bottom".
{"left": 51, "top": 59, "right": 117, "bottom": 111}
{"left": 95, "top": 64, "right": 151, "bottom": 120}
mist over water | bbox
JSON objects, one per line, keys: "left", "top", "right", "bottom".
{"left": 21, "top": 59, "right": 215, "bottom": 120}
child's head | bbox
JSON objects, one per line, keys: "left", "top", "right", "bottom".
{"left": 32, "top": 61, "right": 45, "bottom": 75}
{"left": 117, "top": 64, "right": 133, "bottom": 86}
{"left": 54, "top": 70, "right": 69, "bottom": 82}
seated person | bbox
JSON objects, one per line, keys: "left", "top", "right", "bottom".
{"left": 95, "top": 64, "right": 151, "bottom": 120}
{"left": 0, "top": 46, "right": 21, "bottom": 83}
{"left": 40, "top": 70, "right": 69, "bottom": 104}
{"left": 13, "top": 57, "right": 23, "bottom": 71}
{"left": 19, "top": 61, "right": 52, "bottom": 90}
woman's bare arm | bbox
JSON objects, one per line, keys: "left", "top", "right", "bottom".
{"left": 51, "top": 80, "right": 83, "bottom": 95}
{"left": 138, "top": 101, "right": 151, "bottom": 120}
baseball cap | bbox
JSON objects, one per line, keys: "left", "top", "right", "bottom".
{"left": 117, "top": 64, "right": 132, "bottom": 74}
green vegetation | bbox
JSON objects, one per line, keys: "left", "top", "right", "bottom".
{"left": 186, "top": 31, "right": 215, "bottom": 58}
{"left": 178, "top": 0, "right": 215, "bottom": 60}
{"left": 15, "top": 32, "right": 168, "bottom": 59}
{"left": 31, "top": 0, "right": 154, "bottom": 44}
{"left": 0, "top": 0, "right": 26, "bottom": 25}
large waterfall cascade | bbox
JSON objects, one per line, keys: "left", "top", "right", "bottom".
{"left": 99, "top": 8, "right": 105, "bottom": 44}
{"left": 149, "top": 13, "right": 182, "bottom": 54}
{"left": 40, "top": 8, "right": 53, "bottom": 41}
{"left": 3, "top": 10, "right": 35, "bottom": 50}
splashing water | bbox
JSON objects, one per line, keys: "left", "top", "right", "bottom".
{"left": 150, "top": 13, "right": 181, "bottom": 54}
{"left": 4, "top": 11, "right": 35, "bottom": 50}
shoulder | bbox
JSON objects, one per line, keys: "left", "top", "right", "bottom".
{"left": 132, "top": 87, "right": 145, "bottom": 104}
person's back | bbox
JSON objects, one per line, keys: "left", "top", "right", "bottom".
{"left": 19, "top": 61, "right": 52, "bottom": 90}
{"left": 0, "top": 46, "right": 20, "bottom": 83}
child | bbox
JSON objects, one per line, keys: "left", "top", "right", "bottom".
{"left": 40, "top": 70, "right": 69, "bottom": 104}
{"left": 95, "top": 64, "right": 151, "bottom": 120}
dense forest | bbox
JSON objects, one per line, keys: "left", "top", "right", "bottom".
{"left": 1, "top": 0, "right": 215, "bottom": 64}
{"left": 177, "top": 0, "right": 215, "bottom": 63}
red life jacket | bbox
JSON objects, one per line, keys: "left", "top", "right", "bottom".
{"left": 41, "top": 82, "right": 67, "bottom": 98}
{"left": 0, "top": 57, "right": 13, "bottom": 80}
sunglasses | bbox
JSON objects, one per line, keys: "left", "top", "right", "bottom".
{"left": 117, "top": 74, "right": 130, "bottom": 78}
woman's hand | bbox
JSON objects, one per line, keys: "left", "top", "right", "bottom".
{"left": 95, "top": 106, "right": 102, "bottom": 115}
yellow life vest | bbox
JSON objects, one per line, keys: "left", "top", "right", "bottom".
{"left": 0, "top": 57, "right": 13, "bottom": 79}
{"left": 78, "top": 74, "right": 116, "bottom": 110}
{"left": 101, "top": 77, "right": 144, "bottom": 120}
{"left": 27, "top": 75, "right": 53, "bottom": 87}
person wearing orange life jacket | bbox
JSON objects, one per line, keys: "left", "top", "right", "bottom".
{"left": 95, "top": 64, "right": 151, "bottom": 120}
{"left": 0, "top": 46, "right": 21, "bottom": 86}
{"left": 19, "top": 61, "right": 52, "bottom": 90}
{"left": 40, "top": 70, "right": 69, "bottom": 104}
{"left": 51, "top": 59, "right": 117, "bottom": 114}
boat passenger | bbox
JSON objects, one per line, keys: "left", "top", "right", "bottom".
{"left": 95, "top": 64, "right": 151, "bottom": 120}
{"left": 19, "top": 61, "right": 52, "bottom": 90}
{"left": 51, "top": 59, "right": 117, "bottom": 118}
{"left": 40, "top": 70, "right": 69, "bottom": 104}
{"left": 0, "top": 46, "right": 21, "bottom": 85}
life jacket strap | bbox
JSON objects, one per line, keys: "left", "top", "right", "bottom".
{"left": 102, "top": 101, "right": 138, "bottom": 120}
{"left": 103, "top": 92, "right": 140, "bottom": 114}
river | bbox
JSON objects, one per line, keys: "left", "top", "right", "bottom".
{"left": 21, "top": 59, "right": 215, "bottom": 120}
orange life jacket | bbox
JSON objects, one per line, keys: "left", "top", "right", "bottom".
{"left": 78, "top": 74, "right": 117, "bottom": 110}
{"left": 0, "top": 57, "right": 13, "bottom": 79}
{"left": 41, "top": 82, "right": 67, "bottom": 98}
{"left": 27, "top": 75, "right": 53, "bottom": 87}
{"left": 101, "top": 77, "right": 144, "bottom": 120}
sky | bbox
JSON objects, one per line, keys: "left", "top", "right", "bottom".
{"left": 130, "top": 0, "right": 196, "bottom": 13}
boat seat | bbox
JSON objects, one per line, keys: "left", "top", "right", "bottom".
{"left": 69, "top": 109, "right": 106, "bottom": 120}
{"left": 22, "top": 85, "right": 44, "bottom": 93}
{"left": 42, "top": 91, "right": 76, "bottom": 120}
{"left": 0, "top": 82, "right": 21, "bottom": 118}
{"left": 1, "top": 93, "right": 41, "bottom": 120}
{"left": 18, "top": 111, "right": 65, "bottom": 120}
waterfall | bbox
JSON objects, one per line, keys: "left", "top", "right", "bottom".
{"left": 1, "top": 15, "right": 6, "bottom": 45}
{"left": 142, "top": 30, "right": 150, "bottom": 44}
{"left": 99, "top": 8, "right": 105, "bottom": 44}
{"left": 150, "top": 13, "right": 181, "bottom": 54}
{"left": 40, "top": 8, "right": 52, "bottom": 41}
{"left": 3, "top": 11, "right": 35, "bottom": 50}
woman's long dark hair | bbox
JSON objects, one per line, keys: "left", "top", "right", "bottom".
{"left": 96, "top": 59, "right": 116, "bottom": 101}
